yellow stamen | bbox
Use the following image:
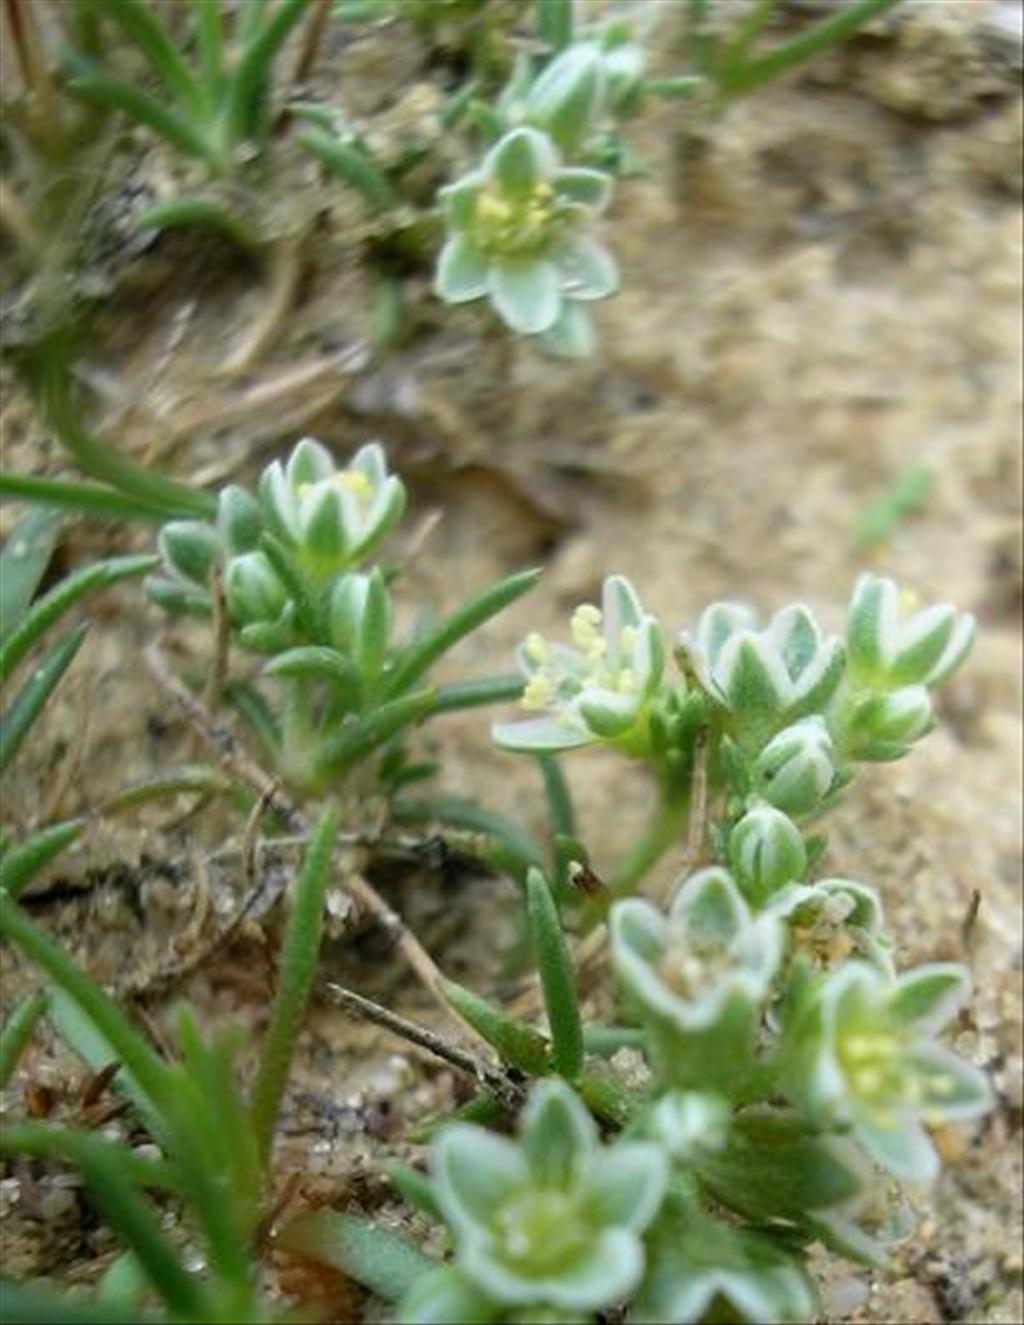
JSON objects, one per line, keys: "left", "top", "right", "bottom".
{"left": 524, "top": 632, "right": 549, "bottom": 665}
{"left": 522, "top": 674, "right": 554, "bottom": 711}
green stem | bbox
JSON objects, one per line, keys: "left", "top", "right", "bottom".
{"left": 610, "top": 785, "right": 689, "bottom": 897}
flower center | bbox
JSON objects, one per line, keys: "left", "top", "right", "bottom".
{"left": 494, "top": 1191, "right": 591, "bottom": 1275}
{"left": 656, "top": 932, "right": 733, "bottom": 1001}
{"left": 473, "top": 182, "right": 568, "bottom": 258}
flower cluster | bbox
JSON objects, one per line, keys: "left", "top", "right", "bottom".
{"left": 151, "top": 438, "right": 404, "bottom": 648}
{"left": 405, "top": 1080, "right": 667, "bottom": 1321}
{"left": 493, "top": 575, "right": 664, "bottom": 756}
{"left": 436, "top": 126, "right": 618, "bottom": 355}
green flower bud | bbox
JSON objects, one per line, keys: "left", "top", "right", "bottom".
{"left": 525, "top": 44, "right": 607, "bottom": 155}
{"left": 158, "top": 520, "right": 220, "bottom": 587}
{"left": 755, "top": 716, "right": 836, "bottom": 816}
{"left": 845, "top": 685, "right": 933, "bottom": 762}
{"left": 216, "top": 484, "right": 262, "bottom": 555}
{"left": 729, "top": 805, "right": 807, "bottom": 903}
{"left": 225, "top": 551, "right": 287, "bottom": 625}
{"left": 847, "top": 574, "right": 975, "bottom": 688}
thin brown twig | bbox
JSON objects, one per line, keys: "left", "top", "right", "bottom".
{"left": 325, "top": 983, "right": 527, "bottom": 1114}
{"left": 289, "top": 0, "right": 332, "bottom": 89}
{"left": 144, "top": 641, "right": 303, "bottom": 833}
{"left": 143, "top": 641, "right": 469, "bottom": 1031}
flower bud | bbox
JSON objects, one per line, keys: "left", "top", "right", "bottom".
{"left": 847, "top": 573, "right": 975, "bottom": 689}
{"left": 648, "top": 1091, "right": 730, "bottom": 1162}
{"left": 216, "top": 485, "right": 262, "bottom": 556}
{"left": 225, "top": 551, "right": 287, "bottom": 626}
{"left": 755, "top": 717, "right": 836, "bottom": 816}
{"left": 729, "top": 805, "right": 807, "bottom": 903}
{"left": 525, "top": 43, "right": 607, "bottom": 155}
{"left": 845, "top": 686, "right": 933, "bottom": 761}
{"left": 158, "top": 521, "right": 220, "bottom": 587}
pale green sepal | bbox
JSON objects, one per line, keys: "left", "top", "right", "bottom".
{"left": 578, "top": 1142, "right": 668, "bottom": 1230}
{"left": 400, "top": 1265, "right": 501, "bottom": 1324}
{"left": 887, "top": 964, "right": 969, "bottom": 1034}
{"left": 484, "top": 127, "right": 558, "bottom": 195}
{"left": 522, "top": 1079, "right": 596, "bottom": 1188}
{"left": 539, "top": 302, "right": 595, "bottom": 358}
{"left": 437, "top": 235, "right": 490, "bottom": 303}
{"left": 491, "top": 717, "right": 592, "bottom": 752}
{"left": 433, "top": 1127, "right": 528, "bottom": 1236}
{"left": 489, "top": 259, "right": 562, "bottom": 334}
{"left": 552, "top": 167, "right": 612, "bottom": 212}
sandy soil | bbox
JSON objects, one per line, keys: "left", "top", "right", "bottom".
{"left": 1, "top": 1, "right": 1021, "bottom": 1320}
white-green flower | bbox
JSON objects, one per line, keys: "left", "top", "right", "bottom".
{"left": 790, "top": 962, "right": 992, "bottom": 1184}
{"left": 258, "top": 438, "right": 405, "bottom": 575}
{"left": 435, "top": 126, "right": 617, "bottom": 348}
{"left": 682, "top": 601, "right": 844, "bottom": 730}
{"left": 428, "top": 1080, "right": 667, "bottom": 1314}
{"left": 610, "top": 867, "right": 782, "bottom": 1037}
{"left": 637, "top": 1201, "right": 819, "bottom": 1324}
{"left": 768, "top": 877, "right": 893, "bottom": 975}
{"left": 493, "top": 574, "right": 664, "bottom": 755}
{"left": 847, "top": 573, "right": 975, "bottom": 689}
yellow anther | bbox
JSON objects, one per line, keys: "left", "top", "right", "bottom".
{"left": 899, "top": 587, "right": 921, "bottom": 616}
{"left": 478, "top": 191, "right": 515, "bottom": 225}
{"left": 571, "top": 603, "right": 603, "bottom": 652}
{"left": 853, "top": 1066, "right": 885, "bottom": 1097}
{"left": 523, "top": 632, "right": 549, "bottom": 666}
{"left": 334, "top": 470, "right": 373, "bottom": 500}
{"left": 522, "top": 673, "right": 554, "bottom": 711}
{"left": 616, "top": 669, "right": 637, "bottom": 694}
{"left": 845, "top": 1034, "right": 896, "bottom": 1062}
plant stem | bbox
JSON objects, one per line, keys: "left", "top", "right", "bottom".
{"left": 610, "top": 784, "right": 689, "bottom": 897}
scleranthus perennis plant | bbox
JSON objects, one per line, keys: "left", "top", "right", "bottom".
{"left": 148, "top": 436, "right": 535, "bottom": 798}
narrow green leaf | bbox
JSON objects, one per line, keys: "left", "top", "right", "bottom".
{"left": 0, "top": 474, "right": 170, "bottom": 522}
{"left": 536, "top": 0, "right": 573, "bottom": 51}
{"left": 225, "top": 0, "right": 309, "bottom": 144}
{"left": 99, "top": 0, "right": 204, "bottom": 112}
{"left": 265, "top": 645, "right": 360, "bottom": 694}
{"left": 46, "top": 987, "right": 166, "bottom": 1141}
{"left": 0, "top": 892, "right": 172, "bottom": 1113}
{"left": 391, "top": 796, "right": 546, "bottom": 883}
{"left": 259, "top": 533, "right": 321, "bottom": 639}
{"left": 276, "top": 1209, "right": 436, "bottom": 1303}
{"left": 385, "top": 1161, "right": 442, "bottom": 1219}
{"left": 0, "top": 1124, "right": 177, "bottom": 1193}
{"left": 385, "top": 567, "right": 540, "bottom": 699}
{"left": 0, "top": 1280, "right": 164, "bottom": 1324}
{"left": 429, "top": 673, "right": 524, "bottom": 715}
{"left": 68, "top": 72, "right": 212, "bottom": 160}
{"left": 250, "top": 807, "right": 338, "bottom": 1162}
{"left": 0, "top": 555, "right": 157, "bottom": 685}
{"left": 719, "top": 0, "right": 900, "bottom": 98}
{"left": 0, "top": 1128, "right": 202, "bottom": 1317}
{"left": 223, "top": 679, "right": 282, "bottom": 758}
{"left": 192, "top": 0, "right": 226, "bottom": 98}
{"left": 37, "top": 357, "right": 214, "bottom": 519}
{"left": 526, "top": 867, "right": 582, "bottom": 1080}
{"left": 135, "top": 198, "right": 261, "bottom": 253}
{"left": 0, "top": 623, "right": 87, "bottom": 775}
{"left": 0, "top": 820, "right": 82, "bottom": 900}
{"left": 440, "top": 978, "right": 550, "bottom": 1075}
{"left": 315, "top": 690, "right": 436, "bottom": 776}
{"left": 406, "top": 1091, "right": 506, "bottom": 1143}
{"left": 0, "top": 991, "right": 48, "bottom": 1088}
{"left": 582, "top": 1024, "right": 647, "bottom": 1057}
{"left": 298, "top": 129, "right": 400, "bottom": 211}
{"left": 0, "top": 508, "right": 61, "bottom": 642}
{"left": 100, "top": 766, "right": 231, "bottom": 814}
